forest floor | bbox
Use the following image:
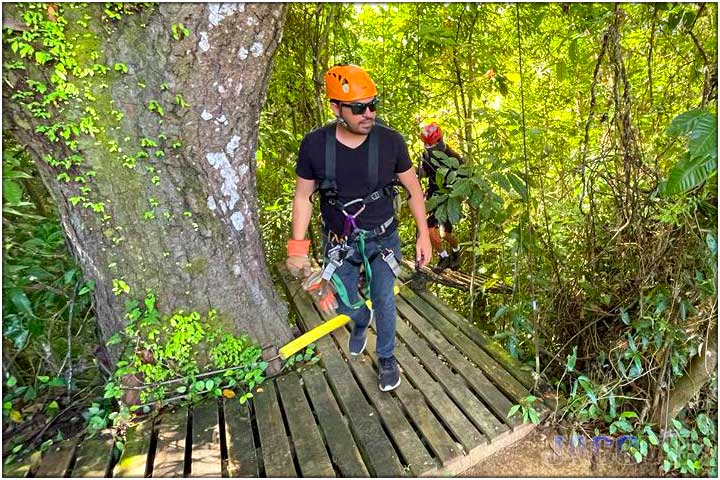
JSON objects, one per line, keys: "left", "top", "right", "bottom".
{"left": 461, "top": 425, "right": 663, "bottom": 477}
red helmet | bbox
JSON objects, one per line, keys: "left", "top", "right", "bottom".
{"left": 420, "top": 122, "right": 442, "bottom": 147}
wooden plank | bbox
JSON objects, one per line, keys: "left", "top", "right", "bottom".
{"left": 410, "top": 285, "right": 536, "bottom": 389}
{"left": 276, "top": 373, "right": 335, "bottom": 478}
{"left": 368, "top": 335, "right": 485, "bottom": 453}
{"left": 152, "top": 407, "right": 187, "bottom": 477}
{"left": 72, "top": 431, "right": 115, "bottom": 477}
{"left": 363, "top": 332, "right": 468, "bottom": 468}
{"left": 190, "top": 401, "right": 221, "bottom": 478}
{"left": 396, "top": 296, "right": 521, "bottom": 428}
{"left": 254, "top": 382, "right": 296, "bottom": 478}
{"left": 309, "top": 342, "right": 405, "bottom": 476}
{"left": 438, "top": 419, "right": 539, "bottom": 476}
{"left": 400, "top": 260, "right": 512, "bottom": 293}
{"left": 400, "top": 287, "right": 531, "bottom": 403}
{"left": 392, "top": 309, "right": 509, "bottom": 440}
{"left": 113, "top": 417, "right": 154, "bottom": 477}
{"left": 301, "top": 367, "right": 368, "bottom": 477}
{"left": 276, "top": 265, "right": 404, "bottom": 477}
{"left": 33, "top": 439, "right": 77, "bottom": 478}
{"left": 362, "top": 330, "right": 463, "bottom": 468}
{"left": 332, "top": 326, "right": 437, "bottom": 476}
{"left": 224, "top": 399, "right": 258, "bottom": 477}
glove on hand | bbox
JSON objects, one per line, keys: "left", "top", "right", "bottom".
{"left": 286, "top": 239, "right": 311, "bottom": 278}
{"left": 302, "top": 270, "right": 338, "bottom": 314}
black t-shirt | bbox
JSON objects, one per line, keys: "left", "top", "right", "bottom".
{"left": 296, "top": 123, "right": 412, "bottom": 235}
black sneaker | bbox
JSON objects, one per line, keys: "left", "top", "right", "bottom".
{"left": 432, "top": 255, "right": 452, "bottom": 273}
{"left": 378, "top": 355, "right": 401, "bottom": 392}
{"left": 448, "top": 250, "right": 461, "bottom": 270}
{"left": 348, "top": 309, "right": 373, "bottom": 356}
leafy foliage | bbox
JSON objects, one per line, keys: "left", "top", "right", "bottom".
{"left": 663, "top": 110, "right": 718, "bottom": 195}
{"left": 258, "top": 3, "right": 717, "bottom": 474}
{"left": 2, "top": 137, "right": 102, "bottom": 463}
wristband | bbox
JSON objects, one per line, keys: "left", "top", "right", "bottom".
{"left": 287, "top": 239, "right": 311, "bottom": 257}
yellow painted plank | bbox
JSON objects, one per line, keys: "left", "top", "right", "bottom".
{"left": 279, "top": 284, "right": 399, "bottom": 359}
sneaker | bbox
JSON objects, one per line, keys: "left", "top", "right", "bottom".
{"left": 448, "top": 250, "right": 461, "bottom": 270}
{"left": 432, "top": 255, "right": 452, "bottom": 273}
{"left": 378, "top": 355, "right": 401, "bottom": 392}
{"left": 348, "top": 309, "right": 374, "bottom": 356}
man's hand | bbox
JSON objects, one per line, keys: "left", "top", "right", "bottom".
{"left": 286, "top": 239, "right": 312, "bottom": 278}
{"left": 416, "top": 233, "right": 432, "bottom": 268}
{"left": 302, "top": 270, "right": 338, "bottom": 313}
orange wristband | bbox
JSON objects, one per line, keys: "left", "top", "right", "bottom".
{"left": 287, "top": 239, "right": 311, "bottom": 257}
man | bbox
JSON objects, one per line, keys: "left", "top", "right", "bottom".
{"left": 286, "top": 64, "right": 431, "bottom": 392}
{"left": 419, "top": 122, "right": 463, "bottom": 273}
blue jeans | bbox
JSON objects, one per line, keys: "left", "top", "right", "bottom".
{"left": 323, "top": 229, "right": 401, "bottom": 359}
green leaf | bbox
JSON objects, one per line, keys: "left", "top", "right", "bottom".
{"left": 528, "top": 408, "right": 540, "bottom": 425}
{"left": 2, "top": 180, "right": 22, "bottom": 204}
{"left": 566, "top": 346, "right": 577, "bottom": 372}
{"left": 446, "top": 197, "right": 461, "bottom": 225}
{"left": 706, "top": 233, "right": 717, "bottom": 256}
{"left": 507, "top": 404, "right": 521, "bottom": 418}
{"left": 632, "top": 450, "right": 642, "bottom": 463}
{"left": 664, "top": 152, "right": 717, "bottom": 195}
{"left": 9, "top": 288, "right": 34, "bottom": 318}
{"left": 645, "top": 427, "right": 659, "bottom": 446}
{"left": 507, "top": 172, "right": 528, "bottom": 200}
{"left": 6, "top": 376, "right": 17, "bottom": 388}
{"left": 666, "top": 109, "right": 706, "bottom": 137}
{"left": 663, "top": 111, "right": 717, "bottom": 195}
{"left": 688, "top": 112, "right": 717, "bottom": 159}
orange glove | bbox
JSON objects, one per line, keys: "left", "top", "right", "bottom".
{"left": 302, "top": 270, "right": 338, "bottom": 314}
{"left": 286, "top": 239, "right": 311, "bottom": 278}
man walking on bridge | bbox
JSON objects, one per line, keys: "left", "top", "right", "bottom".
{"left": 285, "top": 64, "right": 431, "bottom": 392}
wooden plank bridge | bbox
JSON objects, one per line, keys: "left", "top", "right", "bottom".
{"left": 3, "top": 266, "right": 553, "bottom": 478}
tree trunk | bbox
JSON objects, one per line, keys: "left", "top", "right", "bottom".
{"left": 651, "top": 324, "right": 718, "bottom": 427}
{"left": 2, "top": 3, "right": 293, "bottom": 358}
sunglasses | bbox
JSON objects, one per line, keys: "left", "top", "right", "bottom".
{"left": 340, "top": 98, "right": 379, "bottom": 115}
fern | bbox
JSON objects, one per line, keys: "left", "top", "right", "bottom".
{"left": 663, "top": 110, "right": 717, "bottom": 196}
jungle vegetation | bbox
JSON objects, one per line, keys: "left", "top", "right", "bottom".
{"left": 2, "top": 2, "right": 717, "bottom": 475}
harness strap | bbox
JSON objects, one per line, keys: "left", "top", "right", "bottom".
{"left": 368, "top": 126, "right": 378, "bottom": 191}
{"left": 330, "top": 230, "right": 372, "bottom": 310}
{"left": 319, "top": 123, "right": 401, "bottom": 215}
{"left": 322, "top": 124, "right": 337, "bottom": 193}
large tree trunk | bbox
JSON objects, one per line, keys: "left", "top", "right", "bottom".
{"left": 2, "top": 3, "right": 293, "bottom": 357}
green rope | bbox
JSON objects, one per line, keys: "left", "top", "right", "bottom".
{"left": 329, "top": 231, "right": 373, "bottom": 310}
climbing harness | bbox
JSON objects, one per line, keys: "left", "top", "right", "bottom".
{"left": 313, "top": 122, "right": 405, "bottom": 310}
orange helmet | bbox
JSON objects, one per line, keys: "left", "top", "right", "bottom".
{"left": 420, "top": 122, "right": 443, "bottom": 147}
{"left": 325, "top": 64, "right": 378, "bottom": 102}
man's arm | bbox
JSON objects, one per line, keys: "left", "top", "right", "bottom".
{"left": 291, "top": 177, "right": 316, "bottom": 240}
{"left": 397, "top": 168, "right": 432, "bottom": 267}
{"left": 285, "top": 176, "right": 316, "bottom": 279}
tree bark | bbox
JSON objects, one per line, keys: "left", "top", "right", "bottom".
{"left": 2, "top": 3, "right": 293, "bottom": 358}
{"left": 651, "top": 323, "right": 718, "bottom": 427}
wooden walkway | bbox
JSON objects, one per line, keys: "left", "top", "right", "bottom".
{"left": 3, "top": 266, "right": 550, "bottom": 478}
